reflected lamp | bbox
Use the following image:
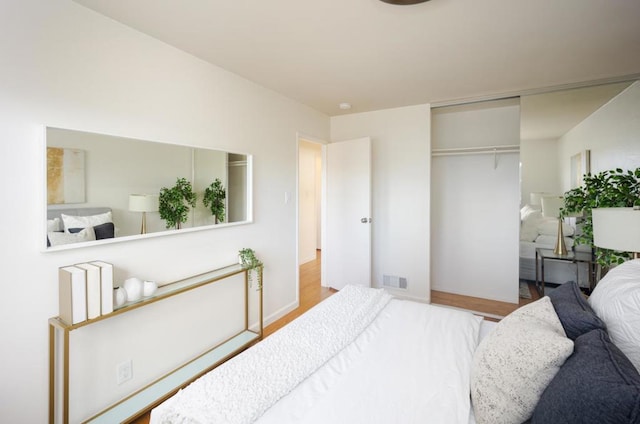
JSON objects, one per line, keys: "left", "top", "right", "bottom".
{"left": 592, "top": 208, "right": 640, "bottom": 259}
{"left": 129, "top": 194, "right": 159, "bottom": 234}
{"left": 529, "top": 192, "right": 546, "bottom": 208}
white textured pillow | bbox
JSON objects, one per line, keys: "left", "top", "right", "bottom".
{"left": 61, "top": 211, "right": 112, "bottom": 233}
{"left": 47, "top": 217, "right": 61, "bottom": 232}
{"left": 471, "top": 297, "right": 574, "bottom": 424}
{"left": 48, "top": 226, "right": 96, "bottom": 246}
{"left": 589, "top": 259, "right": 640, "bottom": 373}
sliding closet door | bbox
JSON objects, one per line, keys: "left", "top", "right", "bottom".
{"left": 431, "top": 99, "right": 520, "bottom": 304}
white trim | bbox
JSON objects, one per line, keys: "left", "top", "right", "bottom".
{"left": 431, "top": 144, "right": 520, "bottom": 156}
{"left": 431, "top": 73, "right": 640, "bottom": 108}
{"left": 431, "top": 302, "right": 505, "bottom": 321}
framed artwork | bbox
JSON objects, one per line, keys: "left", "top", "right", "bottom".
{"left": 47, "top": 147, "right": 85, "bottom": 204}
{"left": 570, "top": 150, "right": 590, "bottom": 189}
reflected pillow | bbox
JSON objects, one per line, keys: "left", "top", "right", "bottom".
{"left": 47, "top": 217, "right": 61, "bottom": 232}
{"left": 533, "top": 234, "right": 575, "bottom": 248}
{"left": 520, "top": 204, "right": 541, "bottom": 221}
{"left": 69, "top": 222, "right": 115, "bottom": 240}
{"left": 61, "top": 211, "right": 112, "bottom": 233}
{"left": 48, "top": 226, "right": 96, "bottom": 246}
{"left": 537, "top": 219, "right": 575, "bottom": 237}
{"left": 520, "top": 209, "right": 543, "bottom": 241}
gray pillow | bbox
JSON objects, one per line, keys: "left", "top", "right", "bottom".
{"left": 69, "top": 222, "right": 115, "bottom": 240}
{"left": 532, "top": 329, "right": 640, "bottom": 424}
{"left": 548, "top": 281, "right": 606, "bottom": 340}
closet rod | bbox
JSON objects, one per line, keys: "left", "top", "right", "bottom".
{"left": 431, "top": 144, "right": 520, "bottom": 157}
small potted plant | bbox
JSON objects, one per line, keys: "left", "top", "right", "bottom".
{"left": 203, "top": 178, "right": 226, "bottom": 224}
{"left": 238, "top": 248, "right": 263, "bottom": 289}
{"left": 159, "top": 177, "right": 197, "bottom": 229}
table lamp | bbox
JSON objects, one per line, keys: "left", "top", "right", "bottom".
{"left": 529, "top": 192, "right": 546, "bottom": 208}
{"left": 592, "top": 207, "right": 640, "bottom": 259}
{"left": 129, "top": 194, "right": 159, "bottom": 234}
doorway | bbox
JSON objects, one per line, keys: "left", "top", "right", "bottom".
{"left": 298, "top": 139, "right": 323, "bottom": 265}
{"left": 298, "top": 137, "right": 324, "bottom": 304}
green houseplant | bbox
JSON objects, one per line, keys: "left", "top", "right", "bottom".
{"left": 203, "top": 178, "right": 226, "bottom": 224}
{"left": 159, "top": 177, "right": 197, "bottom": 229}
{"left": 238, "top": 248, "right": 263, "bottom": 289}
{"left": 563, "top": 167, "right": 640, "bottom": 267}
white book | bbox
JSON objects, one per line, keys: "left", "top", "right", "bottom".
{"left": 91, "top": 261, "right": 114, "bottom": 315}
{"left": 59, "top": 266, "right": 87, "bottom": 325}
{"left": 75, "top": 263, "right": 101, "bottom": 320}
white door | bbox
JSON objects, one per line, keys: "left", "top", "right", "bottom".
{"left": 322, "top": 137, "right": 372, "bottom": 290}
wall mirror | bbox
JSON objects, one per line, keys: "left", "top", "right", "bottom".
{"left": 520, "top": 79, "right": 637, "bottom": 205}
{"left": 44, "top": 127, "right": 252, "bottom": 250}
{"left": 518, "top": 78, "right": 639, "bottom": 286}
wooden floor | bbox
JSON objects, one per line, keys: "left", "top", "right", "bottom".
{"left": 432, "top": 281, "right": 540, "bottom": 320}
{"left": 132, "top": 250, "right": 535, "bottom": 423}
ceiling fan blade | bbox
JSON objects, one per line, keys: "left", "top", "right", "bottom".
{"left": 379, "top": 0, "right": 431, "bottom": 5}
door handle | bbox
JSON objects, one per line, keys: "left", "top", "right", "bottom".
{"left": 360, "top": 217, "right": 371, "bottom": 223}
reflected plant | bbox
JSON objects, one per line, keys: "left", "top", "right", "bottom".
{"left": 203, "top": 178, "right": 226, "bottom": 224}
{"left": 563, "top": 167, "right": 640, "bottom": 267}
{"left": 159, "top": 177, "right": 197, "bottom": 229}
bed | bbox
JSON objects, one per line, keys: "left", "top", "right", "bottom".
{"left": 150, "top": 261, "right": 640, "bottom": 424}
{"left": 46, "top": 207, "right": 115, "bottom": 246}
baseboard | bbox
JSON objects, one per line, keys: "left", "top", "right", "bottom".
{"left": 431, "top": 302, "right": 505, "bottom": 321}
{"left": 384, "top": 290, "right": 430, "bottom": 304}
{"left": 299, "top": 254, "right": 316, "bottom": 265}
{"left": 263, "top": 300, "right": 299, "bottom": 327}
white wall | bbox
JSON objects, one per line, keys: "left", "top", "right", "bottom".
{"left": 520, "top": 137, "right": 561, "bottom": 205}
{"left": 558, "top": 81, "right": 640, "bottom": 191}
{"left": 330, "top": 104, "right": 431, "bottom": 302}
{"left": 0, "top": 1, "right": 328, "bottom": 422}
{"left": 431, "top": 99, "right": 520, "bottom": 303}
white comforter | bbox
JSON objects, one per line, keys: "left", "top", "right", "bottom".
{"left": 151, "top": 286, "right": 482, "bottom": 424}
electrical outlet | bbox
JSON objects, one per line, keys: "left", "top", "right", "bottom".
{"left": 116, "top": 360, "right": 133, "bottom": 385}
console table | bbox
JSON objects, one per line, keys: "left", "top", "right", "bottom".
{"left": 535, "top": 248, "right": 593, "bottom": 296}
{"left": 49, "top": 263, "right": 263, "bottom": 424}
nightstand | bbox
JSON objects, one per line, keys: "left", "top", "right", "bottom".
{"left": 535, "top": 248, "right": 594, "bottom": 296}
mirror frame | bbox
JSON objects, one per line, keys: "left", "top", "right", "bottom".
{"left": 42, "top": 126, "right": 253, "bottom": 252}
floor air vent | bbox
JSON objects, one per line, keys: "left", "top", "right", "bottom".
{"left": 383, "top": 275, "right": 408, "bottom": 289}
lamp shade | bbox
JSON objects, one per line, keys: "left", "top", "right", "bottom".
{"left": 541, "top": 196, "right": 563, "bottom": 218}
{"left": 541, "top": 196, "right": 582, "bottom": 218}
{"left": 129, "top": 194, "right": 159, "bottom": 212}
{"left": 529, "top": 192, "right": 546, "bottom": 207}
{"left": 592, "top": 208, "right": 640, "bottom": 252}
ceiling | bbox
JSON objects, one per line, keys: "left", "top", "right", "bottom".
{"left": 74, "top": 0, "right": 640, "bottom": 116}
{"left": 520, "top": 81, "right": 632, "bottom": 141}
